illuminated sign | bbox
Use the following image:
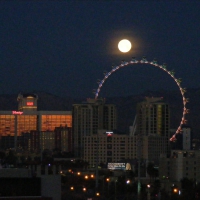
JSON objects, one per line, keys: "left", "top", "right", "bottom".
{"left": 106, "top": 131, "right": 113, "bottom": 136}
{"left": 107, "top": 163, "right": 126, "bottom": 170}
{"left": 27, "top": 102, "right": 33, "bottom": 106}
{"left": 12, "top": 111, "right": 23, "bottom": 115}
{"left": 107, "top": 162, "right": 132, "bottom": 170}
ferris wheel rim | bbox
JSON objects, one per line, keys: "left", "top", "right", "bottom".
{"left": 94, "top": 57, "right": 189, "bottom": 141}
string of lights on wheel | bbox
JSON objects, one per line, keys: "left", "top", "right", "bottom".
{"left": 93, "top": 57, "right": 189, "bottom": 141}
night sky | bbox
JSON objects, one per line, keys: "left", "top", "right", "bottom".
{"left": 0, "top": 1, "right": 200, "bottom": 98}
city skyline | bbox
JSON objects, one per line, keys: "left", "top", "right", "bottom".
{"left": 0, "top": 1, "right": 200, "bottom": 98}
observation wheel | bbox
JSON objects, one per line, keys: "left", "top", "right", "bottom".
{"left": 93, "top": 57, "right": 189, "bottom": 141}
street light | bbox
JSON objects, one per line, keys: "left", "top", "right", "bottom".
{"left": 115, "top": 178, "right": 118, "bottom": 200}
{"left": 70, "top": 186, "right": 74, "bottom": 191}
{"left": 106, "top": 178, "right": 110, "bottom": 196}
{"left": 90, "top": 174, "right": 94, "bottom": 178}
{"left": 147, "top": 184, "right": 151, "bottom": 200}
{"left": 95, "top": 135, "right": 99, "bottom": 190}
{"left": 137, "top": 134, "right": 142, "bottom": 200}
{"left": 126, "top": 179, "right": 131, "bottom": 200}
{"left": 173, "top": 188, "right": 178, "bottom": 193}
{"left": 96, "top": 192, "right": 100, "bottom": 196}
{"left": 85, "top": 175, "right": 89, "bottom": 179}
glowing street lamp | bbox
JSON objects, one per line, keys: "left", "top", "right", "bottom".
{"left": 173, "top": 188, "right": 178, "bottom": 193}
{"left": 70, "top": 186, "right": 74, "bottom": 191}
{"left": 91, "top": 174, "right": 94, "bottom": 178}
{"left": 96, "top": 192, "right": 100, "bottom": 196}
{"left": 147, "top": 184, "right": 151, "bottom": 200}
{"left": 85, "top": 175, "right": 89, "bottom": 179}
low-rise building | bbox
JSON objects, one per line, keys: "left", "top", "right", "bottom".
{"left": 159, "top": 150, "right": 200, "bottom": 183}
{"left": 83, "top": 130, "right": 170, "bottom": 167}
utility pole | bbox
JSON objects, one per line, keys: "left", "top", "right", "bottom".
{"left": 115, "top": 178, "right": 117, "bottom": 200}
{"left": 14, "top": 115, "right": 17, "bottom": 151}
{"left": 95, "top": 134, "right": 99, "bottom": 190}
{"left": 137, "top": 134, "right": 141, "bottom": 200}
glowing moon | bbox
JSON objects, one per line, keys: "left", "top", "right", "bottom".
{"left": 118, "top": 39, "right": 132, "bottom": 53}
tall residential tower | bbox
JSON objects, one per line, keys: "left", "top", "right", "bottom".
{"left": 136, "top": 97, "right": 170, "bottom": 137}
{"left": 132, "top": 97, "right": 171, "bottom": 164}
{"left": 72, "top": 98, "right": 117, "bottom": 157}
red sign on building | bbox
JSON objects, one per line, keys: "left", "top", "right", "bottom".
{"left": 12, "top": 111, "right": 23, "bottom": 115}
{"left": 27, "top": 102, "right": 33, "bottom": 106}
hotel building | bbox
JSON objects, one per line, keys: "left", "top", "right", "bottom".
{"left": 81, "top": 97, "right": 170, "bottom": 166}
{"left": 135, "top": 97, "right": 170, "bottom": 137}
{"left": 82, "top": 130, "right": 170, "bottom": 167}
{"left": 133, "top": 97, "right": 170, "bottom": 164}
{"left": 0, "top": 93, "right": 72, "bottom": 151}
{"left": 72, "top": 98, "right": 117, "bottom": 157}
{"left": 82, "top": 130, "right": 137, "bottom": 167}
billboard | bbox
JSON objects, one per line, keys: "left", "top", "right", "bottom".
{"left": 107, "top": 162, "right": 131, "bottom": 170}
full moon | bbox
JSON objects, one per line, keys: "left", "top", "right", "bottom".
{"left": 118, "top": 39, "right": 132, "bottom": 53}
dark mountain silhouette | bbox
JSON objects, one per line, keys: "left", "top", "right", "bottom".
{"left": 0, "top": 88, "right": 199, "bottom": 138}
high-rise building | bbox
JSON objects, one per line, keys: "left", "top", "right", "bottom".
{"left": 55, "top": 126, "right": 72, "bottom": 152}
{"left": 135, "top": 97, "right": 170, "bottom": 137}
{"left": 172, "top": 126, "right": 192, "bottom": 150}
{"left": 182, "top": 127, "right": 192, "bottom": 150}
{"left": 40, "top": 131, "right": 55, "bottom": 151}
{"left": 21, "top": 127, "right": 72, "bottom": 153}
{"left": 130, "top": 97, "right": 171, "bottom": 164}
{"left": 0, "top": 111, "right": 72, "bottom": 137}
{"left": 81, "top": 97, "right": 170, "bottom": 166}
{"left": 72, "top": 98, "right": 117, "bottom": 157}
{"left": 0, "top": 93, "right": 72, "bottom": 151}
{"left": 17, "top": 93, "right": 38, "bottom": 111}
{"left": 142, "top": 135, "right": 170, "bottom": 164}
